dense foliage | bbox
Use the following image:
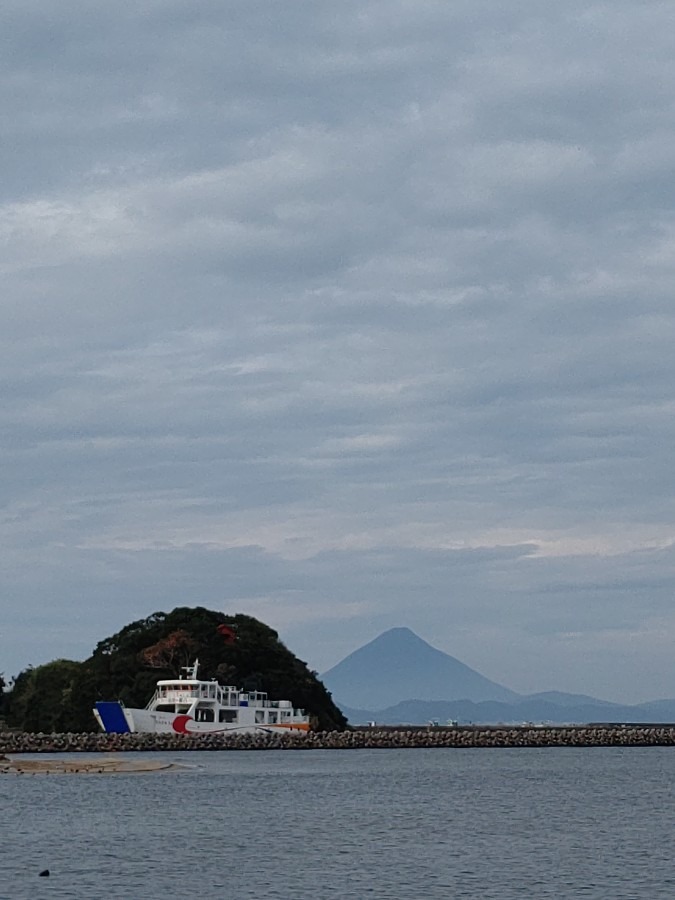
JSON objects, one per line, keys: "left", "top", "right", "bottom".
{"left": 3, "top": 607, "right": 348, "bottom": 733}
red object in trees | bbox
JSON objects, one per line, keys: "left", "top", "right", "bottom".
{"left": 217, "top": 624, "right": 237, "bottom": 645}
{"left": 141, "top": 629, "right": 198, "bottom": 670}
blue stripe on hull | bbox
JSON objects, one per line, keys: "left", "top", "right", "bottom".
{"left": 95, "top": 702, "right": 131, "bottom": 733}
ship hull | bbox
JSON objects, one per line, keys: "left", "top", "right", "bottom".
{"left": 94, "top": 702, "right": 309, "bottom": 735}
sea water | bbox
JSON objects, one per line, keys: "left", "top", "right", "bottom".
{"left": 2, "top": 747, "right": 675, "bottom": 899}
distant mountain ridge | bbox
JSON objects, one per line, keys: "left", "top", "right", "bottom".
{"left": 321, "top": 626, "right": 518, "bottom": 710}
{"left": 322, "top": 627, "right": 675, "bottom": 725}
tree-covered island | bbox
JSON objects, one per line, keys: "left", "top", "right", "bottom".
{"left": 2, "top": 607, "right": 348, "bottom": 733}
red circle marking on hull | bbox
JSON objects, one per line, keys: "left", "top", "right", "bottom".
{"left": 172, "top": 715, "right": 192, "bottom": 734}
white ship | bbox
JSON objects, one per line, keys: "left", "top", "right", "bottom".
{"left": 93, "top": 660, "right": 310, "bottom": 735}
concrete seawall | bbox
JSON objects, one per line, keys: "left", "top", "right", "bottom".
{"left": 4, "top": 725, "right": 675, "bottom": 753}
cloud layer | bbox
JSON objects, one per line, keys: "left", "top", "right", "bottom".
{"left": 2, "top": 0, "right": 675, "bottom": 702}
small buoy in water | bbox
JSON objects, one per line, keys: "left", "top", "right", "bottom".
{"left": 38, "top": 869, "right": 50, "bottom": 877}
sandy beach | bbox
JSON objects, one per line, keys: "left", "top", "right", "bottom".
{"left": 0, "top": 754, "right": 181, "bottom": 775}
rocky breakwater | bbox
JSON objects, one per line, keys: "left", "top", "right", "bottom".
{"left": 3, "top": 725, "right": 675, "bottom": 754}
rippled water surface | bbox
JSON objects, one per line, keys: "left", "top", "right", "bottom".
{"left": 3, "top": 747, "right": 675, "bottom": 899}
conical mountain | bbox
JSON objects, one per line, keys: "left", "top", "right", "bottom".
{"left": 321, "top": 627, "right": 519, "bottom": 710}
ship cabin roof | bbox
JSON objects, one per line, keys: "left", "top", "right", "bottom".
{"left": 151, "top": 680, "right": 295, "bottom": 710}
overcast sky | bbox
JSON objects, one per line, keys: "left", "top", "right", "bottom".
{"left": 2, "top": 0, "right": 675, "bottom": 702}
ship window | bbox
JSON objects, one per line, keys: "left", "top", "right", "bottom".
{"left": 219, "top": 710, "right": 237, "bottom": 723}
{"left": 268, "top": 712, "right": 278, "bottom": 724}
{"left": 156, "top": 704, "right": 175, "bottom": 713}
{"left": 255, "top": 711, "right": 265, "bottom": 723}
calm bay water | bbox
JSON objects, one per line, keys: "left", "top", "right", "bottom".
{"left": 2, "top": 747, "right": 675, "bottom": 899}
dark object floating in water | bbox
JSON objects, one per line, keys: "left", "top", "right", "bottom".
{"left": 38, "top": 869, "right": 50, "bottom": 877}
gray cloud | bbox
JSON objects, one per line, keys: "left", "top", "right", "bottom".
{"left": 1, "top": 0, "right": 675, "bottom": 702}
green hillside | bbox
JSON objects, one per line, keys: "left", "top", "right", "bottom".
{"left": 3, "top": 607, "right": 347, "bottom": 733}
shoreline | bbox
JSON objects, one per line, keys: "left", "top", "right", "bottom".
{"left": 0, "top": 754, "right": 182, "bottom": 775}
{"left": 4, "top": 725, "right": 675, "bottom": 756}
